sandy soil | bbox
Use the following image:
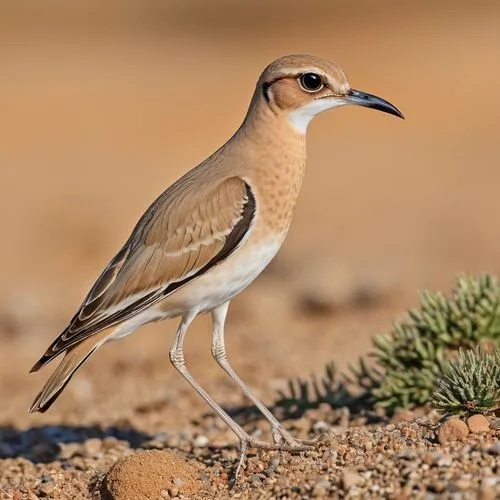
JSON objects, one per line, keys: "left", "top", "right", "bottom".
{"left": 1, "top": 1, "right": 500, "bottom": 498}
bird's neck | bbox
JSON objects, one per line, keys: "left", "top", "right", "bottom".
{"left": 234, "top": 98, "right": 307, "bottom": 234}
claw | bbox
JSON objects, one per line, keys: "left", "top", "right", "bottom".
{"left": 229, "top": 432, "right": 313, "bottom": 489}
{"left": 271, "top": 424, "right": 317, "bottom": 448}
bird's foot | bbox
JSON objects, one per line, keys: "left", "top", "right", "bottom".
{"left": 271, "top": 424, "right": 319, "bottom": 448}
{"left": 231, "top": 432, "right": 314, "bottom": 486}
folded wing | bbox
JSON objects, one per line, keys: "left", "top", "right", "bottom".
{"left": 31, "top": 175, "right": 256, "bottom": 371}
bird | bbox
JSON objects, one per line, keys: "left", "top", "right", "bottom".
{"left": 30, "top": 54, "right": 403, "bottom": 475}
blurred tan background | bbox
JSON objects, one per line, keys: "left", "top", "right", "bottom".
{"left": 1, "top": 0, "right": 500, "bottom": 430}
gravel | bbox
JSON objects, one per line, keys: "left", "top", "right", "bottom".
{"left": 1, "top": 406, "right": 499, "bottom": 499}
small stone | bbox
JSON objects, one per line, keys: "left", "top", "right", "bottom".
{"left": 168, "top": 487, "right": 179, "bottom": 497}
{"left": 172, "top": 477, "right": 183, "bottom": 487}
{"left": 428, "top": 481, "right": 446, "bottom": 493}
{"left": 248, "top": 474, "right": 262, "bottom": 485}
{"left": 36, "top": 483, "right": 54, "bottom": 497}
{"left": 83, "top": 437, "right": 102, "bottom": 457}
{"left": 467, "top": 414, "right": 490, "bottom": 433}
{"left": 342, "top": 470, "right": 364, "bottom": 491}
{"left": 450, "top": 479, "right": 472, "bottom": 491}
{"left": 487, "top": 442, "right": 500, "bottom": 455}
{"left": 312, "top": 485, "right": 327, "bottom": 497}
{"left": 312, "top": 420, "right": 329, "bottom": 433}
{"left": 489, "top": 419, "right": 500, "bottom": 430}
{"left": 193, "top": 435, "right": 209, "bottom": 448}
{"left": 431, "top": 452, "right": 452, "bottom": 467}
{"left": 479, "top": 486, "right": 497, "bottom": 500}
{"left": 437, "top": 417, "right": 469, "bottom": 444}
{"left": 312, "top": 478, "right": 331, "bottom": 498}
{"left": 481, "top": 477, "right": 500, "bottom": 487}
{"left": 58, "top": 442, "right": 80, "bottom": 460}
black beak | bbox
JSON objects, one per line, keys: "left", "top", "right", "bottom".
{"left": 346, "top": 89, "right": 404, "bottom": 119}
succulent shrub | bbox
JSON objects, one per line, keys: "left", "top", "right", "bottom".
{"left": 276, "top": 274, "right": 500, "bottom": 416}
{"left": 372, "top": 274, "right": 500, "bottom": 410}
{"left": 432, "top": 348, "right": 500, "bottom": 416}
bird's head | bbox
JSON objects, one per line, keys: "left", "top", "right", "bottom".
{"left": 256, "top": 54, "right": 404, "bottom": 133}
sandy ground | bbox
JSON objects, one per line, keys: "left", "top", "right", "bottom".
{"left": 1, "top": 1, "right": 500, "bottom": 498}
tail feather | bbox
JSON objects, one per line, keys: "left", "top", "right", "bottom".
{"left": 29, "top": 331, "right": 109, "bottom": 413}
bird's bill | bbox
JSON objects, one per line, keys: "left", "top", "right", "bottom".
{"left": 345, "top": 89, "right": 404, "bottom": 119}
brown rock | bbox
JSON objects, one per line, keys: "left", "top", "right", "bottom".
{"left": 437, "top": 417, "right": 469, "bottom": 444}
{"left": 341, "top": 470, "right": 364, "bottom": 491}
{"left": 104, "top": 450, "right": 203, "bottom": 500}
{"left": 467, "top": 414, "right": 490, "bottom": 433}
{"left": 489, "top": 419, "right": 500, "bottom": 430}
{"left": 478, "top": 485, "right": 497, "bottom": 500}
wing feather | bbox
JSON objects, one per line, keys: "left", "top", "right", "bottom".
{"left": 31, "top": 176, "right": 256, "bottom": 371}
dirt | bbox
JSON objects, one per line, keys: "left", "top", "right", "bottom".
{"left": 104, "top": 450, "right": 204, "bottom": 499}
{"left": 1, "top": 1, "right": 500, "bottom": 498}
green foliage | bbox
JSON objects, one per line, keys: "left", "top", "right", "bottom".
{"left": 275, "top": 274, "right": 500, "bottom": 417}
{"left": 432, "top": 348, "right": 500, "bottom": 415}
{"left": 372, "top": 274, "right": 500, "bottom": 410}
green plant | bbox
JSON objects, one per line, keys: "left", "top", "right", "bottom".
{"left": 432, "top": 348, "right": 500, "bottom": 415}
{"left": 274, "top": 274, "right": 500, "bottom": 416}
{"left": 372, "top": 274, "right": 500, "bottom": 410}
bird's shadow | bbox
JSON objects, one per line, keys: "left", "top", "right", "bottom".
{"left": 0, "top": 424, "right": 151, "bottom": 464}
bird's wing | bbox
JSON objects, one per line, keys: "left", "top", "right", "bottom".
{"left": 32, "top": 175, "right": 256, "bottom": 370}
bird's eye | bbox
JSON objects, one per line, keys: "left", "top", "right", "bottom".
{"left": 298, "top": 73, "right": 324, "bottom": 92}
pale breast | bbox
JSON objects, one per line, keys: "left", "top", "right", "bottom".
{"left": 154, "top": 234, "right": 283, "bottom": 317}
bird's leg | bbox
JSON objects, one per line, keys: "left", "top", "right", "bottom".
{"left": 210, "top": 303, "right": 315, "bottom": 449}
{"left": 169, "top": 311, "right": 308, "bottom": 481}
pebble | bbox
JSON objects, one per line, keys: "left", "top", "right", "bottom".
{"left": 478, "top": 486, "right": 497, "bottom": 500}
{"left": 312, "top": 485, "right": 328, "bottom": 497}
{"left": 489, "top": 419, "right": 500, "bottom": 430}
{"left": 450, "top": 479, "right": 472, "bottom": 491}
{"left": 248, "top": 474, "right": 263, "bottom": 486}
{"left": 172, "top": 477, "right": 183, "bottom": 487}
{"left": 487, "top": 442, "right": 500, "bottom": 455}
{"left": 482, "top": 477, "right": 500, "bottom": 487}
{"left": 192, "top": 435, "right": 209, "bottom": 448}
{"left": 36, "top": 483, "right": 54, "bottom": 497}
{"left": 314, "top": 478, "right": 331, "bottom": 490}
{"left": 312, "top": 420, "right": 330, "bottom": 433}
{"left": 437, "top": 417, "right": 469, "bottom": 444}
{"left": 342, "top": 470, "right": 364, "bottom": 490}
{"left": 431, "top": 452, "right": 452, "bottom": 467}
{"left": 3, "top": 413, "right": 500, "bottom": 499}
{"left": 467, "top": 415, "right": 490, "bottom": 433}
{"left": 58, "top": 443, "right": 80, "bottom": 460}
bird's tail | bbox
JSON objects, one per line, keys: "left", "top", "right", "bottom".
{"left": 29, "top": 331, "right": 109, "bottom": 413}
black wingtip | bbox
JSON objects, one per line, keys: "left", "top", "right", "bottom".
{"left": 29, "top": 359, "right": 44, "bottom": 373}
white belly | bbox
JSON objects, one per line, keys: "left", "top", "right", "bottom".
{"left": 108, "top": 236, "right": 282, "bottom": 340}
{"left": 158, "top": 236, "right": 282, "bottom": 315}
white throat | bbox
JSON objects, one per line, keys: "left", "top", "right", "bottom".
{"left": 288, "top": 98, "right": 347, "bottom": 134}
